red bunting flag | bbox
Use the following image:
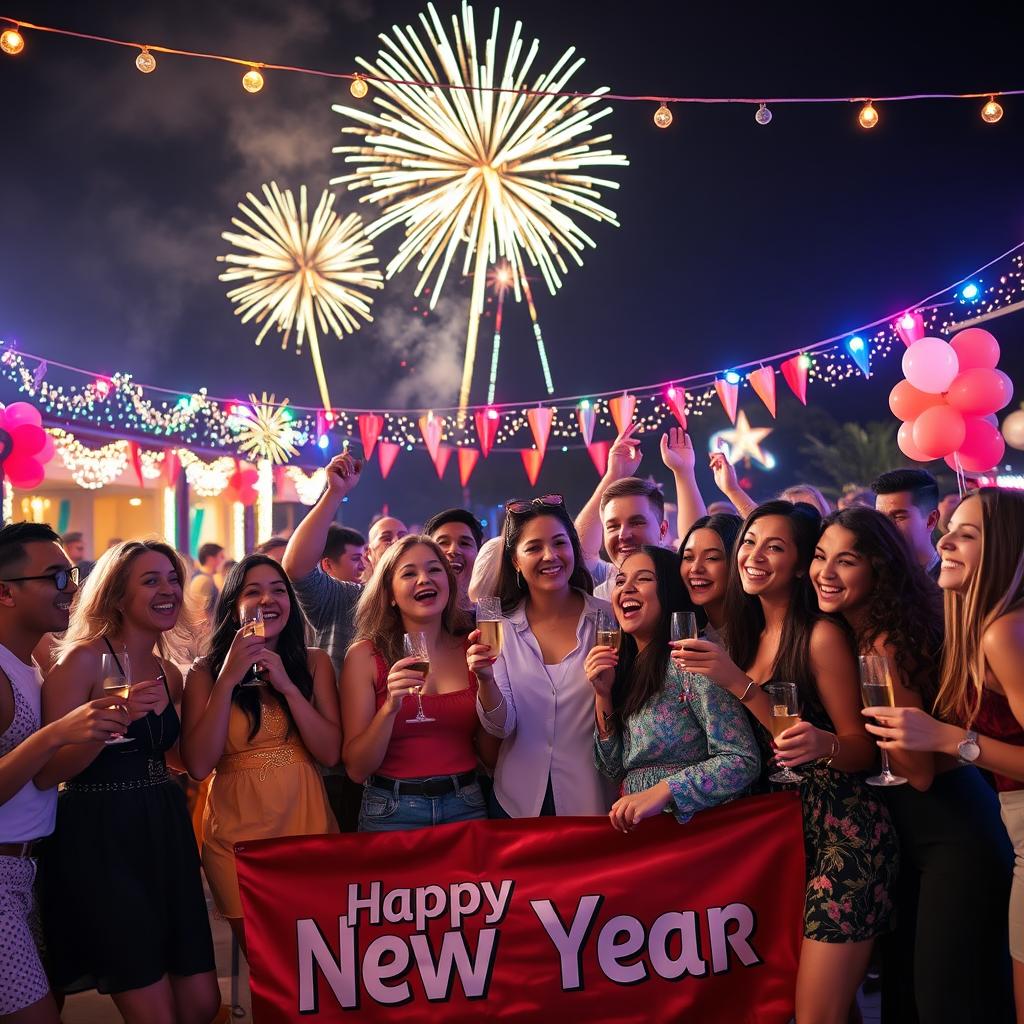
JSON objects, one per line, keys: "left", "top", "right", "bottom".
{"left": 164, "top": 449, "right": 181, "bottom": 487}
{"left": 895, "top": 311, "right": 925, "bottom": 348}
{"left": 747, "top": 367, "right": 777, "bottom": 418}
{"left": 609, "top": 393, "right": 636, "bottom": 435}
{"left": 714, "top": 379, "right": 739, "bottom": 424}
{"left": 576, "top": 403, "right": 596, "bottom": 446}
{"left": 128, "top": 441, "right": 144, "bottom": 487}
{"left": 521, "top": 448, "right": 544, "bottom": 486}
{"left": 458, "top": 448, "right": 479, "bottom": 487}
{"left": 780, "top": 355, "right": 809, "bottom": 405}
{"left": 357, "top": 413, "right": 384, "bottom": 459}
{"left": 378, "top": 441, "right": 400, "bottom": 479}
{"left": 587, "top": 440, "right": 611, "bottom": 476}
{"left": 527, "top": 407, "right": 554, "bottom": 458}
{"left": 665, "top": 386, "right": 687, "bottom": 427}
{"left": 418, "top": 414, "right": 444, "bottom": 461}
{"left": 475, "top": 409, "right": 501, "bottom": 458}
{"left": 432, "top": 444, "right": 452, "bottom": 480}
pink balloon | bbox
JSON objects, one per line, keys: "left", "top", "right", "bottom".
{"left": 898, "top": 420, "right": 934, "bottom": 462}
{"left": 2, "top": 402, "right": 42, "bottom": 430}
{"left": 913, "top": 404, "right": 966, "bottom": 458}
{"left": 10, "top": 423, "right": 46, "bottom": 457}
{"left": 956, "top": 417, "right": 1006, "bottom": 472}
{"left": 5, "top": 455, "right": 45, "bottom": 489}
{"left": 889, "top": 380, "right": 944, "bottom": 422}
{"left": 950, "top": 327, "right": 1000, "bottom": 371}
{"left": 38, "top": 434, "right": 55, "bottom": 463}
{"left": 902, "top": 337, "right": 960, "bottom": 394}
{"left": 945, "top": 367, "right": 1014, "bottom": 416}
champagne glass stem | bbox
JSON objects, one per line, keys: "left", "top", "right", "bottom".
{"left": 880, "top": 747, "right": 893, "bottom": 777}
{"left": 416, "top": 688, "right": 426, "bottom": 719}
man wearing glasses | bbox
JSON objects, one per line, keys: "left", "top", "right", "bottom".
{"left": 0, "top": 522, "right": 129, "bottom": 1022}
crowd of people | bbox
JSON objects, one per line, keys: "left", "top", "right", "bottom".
{"left": 1, "top": 424, "right": 1023, "bottom": 1024}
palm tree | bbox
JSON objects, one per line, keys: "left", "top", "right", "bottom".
{"left": 799, "top": 420, "right": 904, "bottom": 496}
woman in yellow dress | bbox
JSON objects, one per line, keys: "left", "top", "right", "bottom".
{"left": 181, "top": 553, "right": 341, "bottom": 954}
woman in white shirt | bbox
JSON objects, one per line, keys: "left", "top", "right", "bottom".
{"left": 470, "top": 495, "right": 615, "bottom": 817}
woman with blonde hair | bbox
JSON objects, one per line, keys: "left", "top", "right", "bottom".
{"left": 36, "top": 540, "right": 219, "bottom": 1024}
{"left": 342, "top": 534, "right": 487, "bottom": 831}
{"left": 866, "top": 487, "right": 1024, "bottom": 1020}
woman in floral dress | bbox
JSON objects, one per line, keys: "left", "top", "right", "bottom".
{"left": 585, "top": 546, "right": 759, "bottom": 831}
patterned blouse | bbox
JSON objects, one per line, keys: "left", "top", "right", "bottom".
{"left": 594, "top": 664, "right": 760, "bottom": 822}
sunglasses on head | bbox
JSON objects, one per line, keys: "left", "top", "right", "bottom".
{"left": 504, "top": 494, "right": 565, "bottom": 516}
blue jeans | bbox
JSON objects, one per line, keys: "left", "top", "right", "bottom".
{"left": 358, "top": 776, "right": 487, "bottom": 832}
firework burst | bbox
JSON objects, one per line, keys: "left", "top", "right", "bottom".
{"left": 234, "top": 392, "right": 300, "bottom": 465}
{"left": 331, "top": 1, "right": 627, "bottom": 412}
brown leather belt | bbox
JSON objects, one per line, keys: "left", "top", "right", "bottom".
{"left": 0, "top": 841, "right": 36, "bottom": 858}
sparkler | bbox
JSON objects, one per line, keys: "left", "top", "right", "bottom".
{"left": 219, "top": 182, "right": 384, "bottom": 411}
{"left": 331, "top": 1, "right": 627, "bottom": 413}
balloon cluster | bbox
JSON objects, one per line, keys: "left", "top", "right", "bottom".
{"left": 0, "top": 402, "right": 56, "bottom": 489}
{"left": 226, "top": 462, "right": 259, "bottom": 506}
{"left": 890, "top": 329, "right": 1013, "bottom": 473}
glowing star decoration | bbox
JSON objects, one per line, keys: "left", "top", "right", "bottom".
{"left": 717, "top": 411, "right": 773, "bottom": 467}
{"left": 234, "top": 393, "right": 299, "bottom": 465}
{"left": 332, "top": 2, "right": 628, "bottom": 413}
{"left": 219, "top": 182, "right": 383, "bottom": 411}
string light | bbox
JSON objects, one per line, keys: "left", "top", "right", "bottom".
{"left": 0, "top": 25, "right": 24, "bottom": 55}
{"left": 162, "top": 487, "right": 177, "bottom": 548}
{"left": 981, "top": 96, "right": 1003, "bottom": 123}
{"left": 858, "top": 101, "right": 879, "bottom": 129}
{"left": 135, "top": 47, "right": 156, "bottom": 73}
{"left": 286, "top": 466, "right": 327, "bottom": 505}
{"left": 755, "top": 103, "right": 772, "bottom": 125}
{"left": 653, "top": 103, "right": 673, "bottom": 128}
{"left": 49, "top": 428, "right": 129, "bottom": 489}
{"left": 349, "top": 74, "right": 367, "bottom": 98}
{"left": 242, "top": 66, "right": 264, "bottom": 93}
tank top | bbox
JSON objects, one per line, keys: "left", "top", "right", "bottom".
{"left": 371, "top": 648, "right": 479, "bottom": 779}
{"left": 974, "top": 687, "right": 1024, "bottom": 793}
{"left": 0, "top": 643, "right": 57, "bottom": 842}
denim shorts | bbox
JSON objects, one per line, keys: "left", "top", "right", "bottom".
{"left": 358, "top": 776, "right": 487, "bottom": 832}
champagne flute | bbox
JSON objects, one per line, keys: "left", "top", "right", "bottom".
{"left": 594, "top": 608, "right": 621, "bottom": 651}
{"left": 239, "top": 604, "right": 265, "bottom": 686}
{"left": 475, "top": 597, "right": 504, "bottom": 659}
{"left": 671, "top": 611, "right": 699, "bottom": 702}
{"left": 859, "top": 654, "right": 908, "bottom": 787}
{"left": 100, "top": 650, "right": 133, "bottom": 745}
{"left": 766, "top": 682, "right": 802, "bottom": 784}
{"left": 403, "top": 632, "right": 435, "bottom": 724}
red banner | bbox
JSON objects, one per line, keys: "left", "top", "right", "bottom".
{"left": 237, "top": 793, "right": 804, "bottom": 1023}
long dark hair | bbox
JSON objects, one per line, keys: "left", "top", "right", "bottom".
{"left": 611, "top": 546, "right": 687, "bottom": 721}
{"left": 497, "top": 504, "right": 593, "bottom": 613}
{"left": 723, "top": 500, "right": 824, "bottom": 712}
{"left": 678, "top": 513, "right": 742, "bottom": 629}
{"left": 820, "top": 507, "right": 943, "bottom": 705}
{"left": 205, "top": 554, "right": 314, "bottom": 741}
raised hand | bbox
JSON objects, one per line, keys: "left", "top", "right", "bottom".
{"left": 709, "top": 451, "right": 739, "bottom": 496}
{"left": 584, "top": 645, "right": 618, "bottom": 698}
{"left": 660, "top": 428, "right": 695, "bottom": 475}
{"left": 325, "top": 451, "right": 363, "bottom": 498}
{"left": 384, "top": 656, "right": 429, "bottom": 714}
{"left": 607, "top": 423, "right": 643, "bottom": 479}
{"left": 466, "top": 628, "right": 496, "bottom": 684}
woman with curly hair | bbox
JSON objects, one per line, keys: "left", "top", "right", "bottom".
{"left": 812, "top": 506, "right": 1014, "bottom": 1022}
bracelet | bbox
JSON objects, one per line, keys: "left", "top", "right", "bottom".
{"left": 738, "top": 679, "right": 757, "bottom": 703}
{"left": 821, "top": 734, "right": 840, "bottom": 768}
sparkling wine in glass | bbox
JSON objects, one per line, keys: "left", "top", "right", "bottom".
{"left": 100, "top": 650, "right": 133, "bottom": 745}
{"left": 239, "top": 604, "right": 266, "bottom": 686}
{"left": 594, "top": 608, "right": 621, "bottom": 651}
{"left": 859, "top": 654, "right": 908, "bottom": 787}
{"left": 766, "top": 682, "right": 802, "bottom": 784}
{"left": 671, "top": 611, "right": 699, "bottom": 702}
{"left": 403, "top": 632, "right": 435, "bottom": 724}
{"left": 475, "top": 597, "right": 504, "bottom": 659}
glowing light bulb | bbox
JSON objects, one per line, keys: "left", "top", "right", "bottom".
{"left": 848, "top": 336, "right": 865, "bottom": 352}
{"left": 242, "top": 67, "right": 264, "bottom": 93}
{"left": 900, "top": 313, "right": 915, "bottom": 329}
{"left": 350, "top": 75, "right": 368, "bottom": 99}
{"left": 981, "top": 97, "right": 1003, "bottom": 124}
{"left": 653, "top": 103, "right": 673, "bottom": 129}
{"left": 135, "top": 47, "right": 156, "bottom": 73}
{"left": 724, "top": 370, "right": 741, "bottom": 385}
{"left": 961, "top": 283, "right": 979, "bottom": 300}
{"left": 799, "top": 354, "right": 811, "bottom": 369}
{"left": 755, "top": 103, "right": 772, "bottom": 125}
{"left": 0, "top": 27, "right": 24, "bottom": 55}
{"left": 858, "top": 101, "right": 879, "bottom": 129}
{"left": 317, "top": 434, "right": 330, "bottom": 449}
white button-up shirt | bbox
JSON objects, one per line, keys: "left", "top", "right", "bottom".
{"left": 477, "top": 591, "right": 617, "bottom": 817}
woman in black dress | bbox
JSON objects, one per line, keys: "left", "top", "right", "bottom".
{"left": 37, "top": 541, "right": 219, "bottom": 1024}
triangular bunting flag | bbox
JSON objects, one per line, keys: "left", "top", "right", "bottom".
{"left": 780, "top": 356, "right": 809, "bottom": 405}
{"left": 432, "top": 444, "right": 452, "bottom": 480}
{"left": 357, "top": 413, "right": 384, "bottom": 459}
{"left": 474, "top": 409, "right": 500, "bottom": 458}
{"left": 527, "top": 406, "right": 554, "bottom": 458}
{"left": 895, "top": 311, "right": 925, "bottom": 348}
{"left": 458, "top": 448, "right": 479, "bottom": 487}
{"left": 665, "top": 386, "right": 687, "bottom": 428}
{"left": 418, "top": 414, "right": 444, "bottom": 461}
{"left": 609, "top": 393, "right": 636, "bottom": 435}
{"left": 714, "top": 379, "right": 739, "bottom": 424}
{"left": 587, "top": 440, "right": 611, "bottom": 476}
{"left": 128, "top": 441, "right": 144, "bottom": 488}
{"left": 747, "top": 367, "right": 777, "bottom": 418}
{"left": 521, "top": 448, "right": 544, "bottom": 486}
{"left": 164, "top": 449, "right": 181, "bottom": 487}
{"left": 378, "top": 441, "right": 400, "bottom": 479}
{"left": 577, "top": 402, "right": 596, "bottom": 446}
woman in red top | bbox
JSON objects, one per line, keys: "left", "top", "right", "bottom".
{"left": 341, "top": 535, "right": 488, "bottom": 831}
{"left": 865, "top": 487, "right": 1024, "bottom": 1021}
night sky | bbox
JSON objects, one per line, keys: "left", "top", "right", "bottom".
{"left": 2, "top": 0, "right": 1022, "bottom": 530}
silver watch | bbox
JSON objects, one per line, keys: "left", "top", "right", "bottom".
{"left": 957, "top": 730, "right": 980, "bottom": 765}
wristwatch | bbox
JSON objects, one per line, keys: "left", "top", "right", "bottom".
{"left": 957, "top": 730, "right": 980, "bottom": 765}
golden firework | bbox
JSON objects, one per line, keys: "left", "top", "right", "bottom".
{"left": 219, "top": 182, "right": 384, "bottom": 411}
{"left": 234, "top": 393, "right": 300, "bottom": 465}
{"left": 331, "top": 1, "right": 627, "bottom": 413}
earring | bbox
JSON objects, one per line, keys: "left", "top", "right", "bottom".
{"left": 516, "top": 570, "right": 525, "bottom": 589}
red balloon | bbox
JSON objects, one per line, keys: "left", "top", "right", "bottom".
{"left": 913, "top": 405, "right": 966, "bottom": 458}
{"left": 4, "top": 454, "right": 45, "bottom": 489}
{"left": 950, "top": 327, "right": 1000, "bottom": 371}
{"left": 956, "top": 417, "right": 1006, "bottom": 472}
{"left": 945, "top": 367, "right": 1015, "bottom": 416}
{"left": 889, "top": 380, "right": 944, "bottom": 422}
{"left": 898, "top": 420, "right": 934, "bottom": 462}
{"left": 10, "top": 423, "right": 47, "bottom": 457}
